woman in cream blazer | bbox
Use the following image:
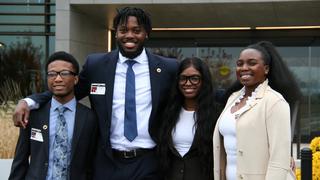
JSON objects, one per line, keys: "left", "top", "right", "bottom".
{"left": 213, "top": 41, "right": 301, "bottom": 180}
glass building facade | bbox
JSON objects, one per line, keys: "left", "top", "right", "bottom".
{"left": 0, "top": 0, "right": 56, "bottom": 69}
{"left": 1, "top": 0, "right": 319, "bottom": 144}
{"left": 147, "top": 46, "right": 320, "bottom": 143}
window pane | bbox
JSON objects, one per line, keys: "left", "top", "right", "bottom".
{"left": 50, "top": 15, "right": 55, "bottom": 24}
{"left": 0, "top": 5, "right": 44, "bottom": 13}
{"left": 0, "top": 15, "right": 44, "bottom": 24}
{"left": 0, "top": 25, "right": 44, "bottom": 32}
{"left": 49, "top": 35, "right": 55, "bottom": 55}
{"left": 50, "top": 26, "right": 55, "bottom": 33}
{"left": 310, "top": 47, "right": 320, "bottom": 137}
{"left": 0, "top": 35, "right": 46, "bottom": 94}
{"left": 0, "top": 0, "right": 46, "bottom": 3}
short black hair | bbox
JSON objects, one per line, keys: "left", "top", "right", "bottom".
{"left": 113, "top": 7, "right": 152, "bottom": 36}
{"left": 45, "top": 51, "right": 79, "bottom": 74}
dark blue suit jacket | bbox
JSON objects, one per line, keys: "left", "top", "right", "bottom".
{"left": 28, "top": 49, "right": 178, "bottom": 179}
{"left": 9, "top": 101, "right": 98, "bottom": 180}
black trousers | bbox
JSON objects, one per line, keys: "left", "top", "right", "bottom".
{"left": 93, "top": 148, "right": 161, "bottom": 180}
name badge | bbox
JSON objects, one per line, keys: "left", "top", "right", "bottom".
{"left": 90, "top": 83, "right": 106, "bottom": 95}
{"left": 30, "top": 128, "right": 43, "bottom": 142}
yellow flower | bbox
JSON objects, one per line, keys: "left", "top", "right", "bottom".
{"left": 295, "top": 168, "right": 301, "bottom": 180}
{"left": 219, "top": 65, "right": 230, "bottom": 76}
{"left": 313, "top": 152, "right": 320, "bottom": 179}
{"left": 311, "top": 137, "right": 320, "bottom": 179}
{"left": 310, "top": 137, "right": 320, "bottom": 153}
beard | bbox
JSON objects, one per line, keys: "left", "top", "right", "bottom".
{"left": 116, "top": 41, "right": 145, "bottom": 59}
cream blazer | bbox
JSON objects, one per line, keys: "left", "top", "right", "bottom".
{"left": 213, "top": 80, "right": 291, "bottom": 180}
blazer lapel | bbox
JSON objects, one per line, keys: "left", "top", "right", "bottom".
{"left": 104, "top": 51, "right": 118, "bottom": 125}
{"left": 70, "top": 103, "right": 86, "bottom": 162}
{"left": 228, "top": 80, "right": 269, "bottom": 118}
{"left": 169, "top": 143, "right": 181, "bottom": 157}
{"left": 189, "top": 128, "right": 200, "bottom": 152}
{"left": 146, "top": 51, "right": 162, "bottom": 121}
{"left": 238, "top": 80, "right": 269, "bottom": 116}
{"left": 40, "top": 102, "right": 51, "bottom": 159}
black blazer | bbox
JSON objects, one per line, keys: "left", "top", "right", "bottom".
{"left": 9, "top": 101, "right": 98, "bottom": 180}
{"left": 28, "top": 49, "right": 178, "bottom": 178}
{"left": 166, "top": 129, "right": 213, "bottom": 180}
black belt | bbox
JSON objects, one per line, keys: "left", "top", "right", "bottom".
{"left": 112, "top": 148, "right": 154, "bottom": 159}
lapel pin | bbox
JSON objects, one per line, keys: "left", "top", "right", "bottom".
{"left": 43, "top": 125, "right": 48, "bottom": 130}
{"left": 156, "top": 68, "right": 161, "bottom": 73}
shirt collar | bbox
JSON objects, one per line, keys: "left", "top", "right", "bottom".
{"left": 51, "top": 97, "right": 77, "bottom": 112}
{"left": 118, "top": 48, "right": 147, "bottom": 64}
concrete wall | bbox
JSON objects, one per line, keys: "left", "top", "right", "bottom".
{"left": 56, "top": 0, "right": 109, "bottom": 106}
{"left": 56, "top": 0, "right": 108, "bottom": 66}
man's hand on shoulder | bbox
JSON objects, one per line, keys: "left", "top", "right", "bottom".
{"left": 13, "top": 100, "right": 30, "bottom": 129}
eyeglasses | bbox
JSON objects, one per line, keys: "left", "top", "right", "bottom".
{"left": 47, "top": 70, "right": 77, "bottom": 79}
{"left": 178, "top": 75, "right": 201, "bottom": 85}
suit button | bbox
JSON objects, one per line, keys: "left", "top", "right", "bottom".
{"left": 180, "top": 169, "right": 184, "bottom": 173}
{"left": 239, "top": 174, "right": 244, "bottom": 179}
{"left": 44, "top": 162, "right": 48, "bottom": 166}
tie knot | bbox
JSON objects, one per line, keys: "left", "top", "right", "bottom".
{"left": 126, "top": 60, "right": 136, "bottom": 67}
{"left": 56, "top": 106, "right": 68, "bottom": 115}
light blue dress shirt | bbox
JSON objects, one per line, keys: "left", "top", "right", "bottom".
{"left": 46, "top": 97, "right": 76, "bottom": 180}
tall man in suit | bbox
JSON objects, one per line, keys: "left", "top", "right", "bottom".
{"left": 9, "top": 51, "right": 97, "bottom": 180}
{"left": 13, "top": 7, "right": 178, "bottom": 180}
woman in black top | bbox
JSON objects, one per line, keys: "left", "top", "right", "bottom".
{"left": 158, "top": 57, "right": 218, "bottom": 180}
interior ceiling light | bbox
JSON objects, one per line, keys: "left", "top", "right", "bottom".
{"left": 107, "top": 25, "right": 320, "bottom": 50}
{"left": 107, "top": 29, "right": 111, "bottom": 52}
{"left": 152, "top": 27, "right": 251, "bottom": 31}
{"left": 0, "top": 42, "right": 5, "bottom": 48}
{"left": 151, "top": 26, "right": 320, "bottom": 31}
{"left": 255, "top": 26, "right": 320, "bottom": 30}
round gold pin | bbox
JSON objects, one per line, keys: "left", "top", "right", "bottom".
{"left": 156, "top": 68, "right": 161, "bottom": 73}
{"left": 43, "top": 125, "right": 48, "bottom": 130}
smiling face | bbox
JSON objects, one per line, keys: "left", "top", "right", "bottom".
{"left": 178, "top": 66, "right": 202, "bottom": 101}
{"left": 47, "top": 60, "right": 78, "bottom": 103}
{"left": 115, "top": 16, "right": 147, "bottom": 59}
{"left": 236, "top": 48, "right": 269, "bottom": 92}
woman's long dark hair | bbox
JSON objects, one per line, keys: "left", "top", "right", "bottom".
{"left": 158, "top": 57, "right": 218, "bottom": 179}
{"left": 223, "top": 41, "right": 302, "bottom": 108}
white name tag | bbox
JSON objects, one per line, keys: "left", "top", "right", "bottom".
{"left": 30, "top": 128, "right": 43, "bottom": 142}
{"left": 90, "top": 83, "right": 106, "bottom": 95}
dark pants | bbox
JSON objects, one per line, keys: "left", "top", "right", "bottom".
{"left": 94, "top": 147, "right": 161, "bottom": 180}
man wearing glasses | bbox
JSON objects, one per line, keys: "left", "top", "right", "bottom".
{"left": 9, "top": 51, "right": 98, "bottom": 180}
